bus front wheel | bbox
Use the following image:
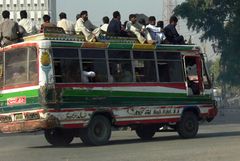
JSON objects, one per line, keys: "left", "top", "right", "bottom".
{"left": 44, "top": 128, "right": 74, "bottom": 146}
{"left": 177, "top": 112, "right": 199, "bottom": 138}
{"left": 80, "top": 115, "right": 111, "bottom": 146}
{"left": 135, "top": 125, "right": 156, "bottom": 140}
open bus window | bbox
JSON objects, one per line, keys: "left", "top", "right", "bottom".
{"left": 109, "top": 61, "right": 133, "bottom": 82}
{"left": 29, "top": 47, "right": 38, "bottom": 83}
{"left": 52, "top": 48, "right": 81, "bottom": 83}
{"left": 5, "top": 48, "right": 28, "bottom": 86}
{"left": 81, "top": 49, "right": 107, "bottom": 83}
{"left": 185, "top": 57, "right": 201, "bottom": 95}
{"left": 133, "top": 51, "right": 156, "bottom": 82}
{"left": 157, "top": 52, "right": 184, "bottom": 82}
{"left": 108, "top": 50, "right": 133, "bottom": 82}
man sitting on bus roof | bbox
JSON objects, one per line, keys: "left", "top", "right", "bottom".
{"left": 146, "top": 16, "right": 166, "bottom": 44}
{"left": 126, "top": 14, "right": 155, "bottom": 44}
{"left": 75, "top": 10, "right": 101, "bottom": 42}
{"left": 57, "top": 12, "right": 75, "bottom": 35}
{"left": 40, "top": 15, "right": 56, "bottom": 33}
{"left": 0, "top": 10, "right": 19, "bottom": 46}
{"left": 164, "top": 16, "right": 185, "bottom": 44}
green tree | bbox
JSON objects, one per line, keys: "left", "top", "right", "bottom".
{"left": 174, "top": 0, "right": 240, "bottom": 85}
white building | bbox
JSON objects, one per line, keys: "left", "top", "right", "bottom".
{"left": 0, "top": 0, "right": 56, "bottom": 28}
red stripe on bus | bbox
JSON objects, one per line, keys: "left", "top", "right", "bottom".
{"left": 63, "top": 124, "right": 85, "bottom": 128}
{"left": 55, "top": 83, "right": 186, "bottom": 90}
{"left": 115, "top": 118, "right": 180, "bottom": 126}
{"left": 48, "top": 108, "right": 96, "bottom": 112}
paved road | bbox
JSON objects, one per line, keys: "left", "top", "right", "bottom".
{"left": 0, "top": 108, "right": 240, "bottom": 161}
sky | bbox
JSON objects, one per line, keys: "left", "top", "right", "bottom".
{"left": 56, "top": 0, "right": 216, "bottom": 59}
{"left": 57, "top": 0, "right": 165, "bottom": 25}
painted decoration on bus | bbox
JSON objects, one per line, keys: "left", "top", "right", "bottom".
{"left": 40, "top": 50, "right": 54, "bottom": 85}
{"left": 7, "top": 96, "right": 26, "bottom": 106}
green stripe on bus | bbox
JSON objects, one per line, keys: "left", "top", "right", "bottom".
{"left": 51, "top": 42, "right": 82, "bottom": 48}
{"left": 0, "top": 89, "right": 39, "bottom": 101}
{"left": 156, "top": 45, "right": 195, "bottom": 51}
{"left": 108, "top": 43, "right": 133, "bottom": 49}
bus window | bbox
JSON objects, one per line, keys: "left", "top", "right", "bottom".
{"left": 157, "top": 52, "right": 184, "bottom": 82}
{"left": 52, "top": 48, "right": 81, "bottom": 83}
{"left": 5, "top": 48, "right": 28, "bottom": 86}
{"left": 29, "top": 47, "right": 38, "bottom": 83}
{"left": 81, "top": 49, "right": 107, "bottom": 83}
{"left": 185, "top": 56, "right": 203, "bottom": 95}
{"left": 133, "top": 51, "right": 156, "bottom": 82}
{"left": 108, "top": 50, "right": 133, "bottom": 82}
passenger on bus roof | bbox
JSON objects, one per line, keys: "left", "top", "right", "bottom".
{"left": 100, "top": 16, "right": 109, "bottom": 33}
{"left": 57, "top": 12, "right": 75, "bottom": 35}
{"left": 107, "top": 11, "right": 128, "bottom": 37}
{"left": 75, "top": 10, "right": 101, "bottom": 42}
{"left": 40, "top": 14, "right": 56, "bottom": 33}
{"left": 0, "top": 10, "right": 20, "bottom": 46}
{"left": 146, "top": 16, "right": 166, "bottom": 44}
{"left": 164, "top": 15, "right": 185, "bottom": 44}
{"left": 18, "top": 10, "right": 37, "bottom": 35}
{"left": 125, "top": 14, "right": 155, "bottom": 44}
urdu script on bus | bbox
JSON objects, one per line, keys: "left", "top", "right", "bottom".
{"left": 7, "top": 96, "right": 27, "bottom": 106}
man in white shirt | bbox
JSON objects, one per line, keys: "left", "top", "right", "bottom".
{"left": 126, "top": 14, "right": 154, "bottom": 44}
{"left": 18, "top": 10, "right": 36, "bottom": 35}
{"left": 146, "top": 16, "right": 166, "bottom": 44}
{"left": 75, "top": 10, "right": 101, "bottom": 42}
{"left": 57, "top": 12, "right": 75, "bottom": 35}
{"left": 100, "top": 16, "right": 109, "bottom": 33}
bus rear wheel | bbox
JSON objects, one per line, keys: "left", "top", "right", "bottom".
{"left": 135, "top": 125, "right": 156, "bottom": 140}
{"left": 80, "top": 115, "right": 111, "bottom": 146}
{"left": 177, "top": 111, "right": 199, "bottom": 138}
{"left": 44, "top": 128, "right": 74, "bottom": 146}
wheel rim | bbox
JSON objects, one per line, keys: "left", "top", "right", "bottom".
{"left": 184, "top": 118, "right": 195, "bottom": 132}
{"left": 94, "top": 122, "right": 106, "bottom": 138}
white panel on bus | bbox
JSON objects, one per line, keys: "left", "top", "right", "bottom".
{"left": 40, "top": 0, "right": 45, "bottom": 4}
{"left": 44, "top": 11, "right": 48, "bottom": 15}
{"left": 38, "top": 11, "right": 42, "bottom": 19}
{"left": 20, "top": 0, "right": 24, "bottom": 5}
{"left": 13, "top": 0, "right": 18, "bottom": 5}
{"left": 6, "top": 0, "right": 10, "bottom": 5}
{"left": 30, "top": 11, "right": 35, "bottom": 19}
{"left": 0, "top": 0, "right": 3, "bottom": 5}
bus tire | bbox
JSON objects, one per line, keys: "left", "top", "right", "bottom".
{"left": 135, "top": 126, "right": 156, "bottom": 140}
{"left": 44, "top": 128, "right": 74, "bottom": 146}
{"left": 81, "top": 115, "right": 111, "bottom": 146}
{"left": 177, "top": 111, "right": 199, "bottom": 138}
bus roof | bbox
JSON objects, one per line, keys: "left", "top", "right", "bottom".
{"left": 1, "top": 28, "right": 201, "bottom": 52}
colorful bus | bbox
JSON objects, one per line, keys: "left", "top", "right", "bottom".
{"left": 0, "top": 30, "right": 217, "bottom": 146}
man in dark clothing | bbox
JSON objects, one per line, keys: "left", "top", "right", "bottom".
{"left": 164, "top": 16, "right": 185, "bottom": 44}
{"left": 107, "top": 11, "right": 127, "bottom": 36}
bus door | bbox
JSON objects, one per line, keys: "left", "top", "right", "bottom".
{"left": 184, "top": 56, "right": 204, "bottom": 96}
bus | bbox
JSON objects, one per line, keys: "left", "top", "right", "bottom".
{"left": 0, "top": 29, "right": 217, "bottom": 146}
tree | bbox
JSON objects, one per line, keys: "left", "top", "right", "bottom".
{"left": 174, "top": 0, "right": 240, "bottom": 85}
